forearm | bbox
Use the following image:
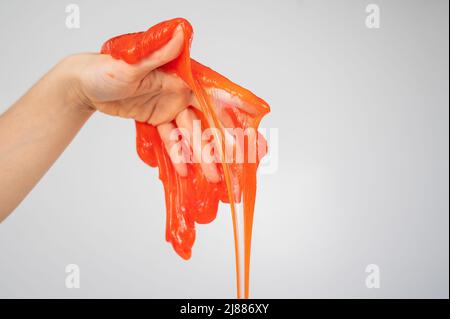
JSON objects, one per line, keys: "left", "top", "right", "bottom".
{"left": 0, "top": 56, "right": 94, "bottom": 221}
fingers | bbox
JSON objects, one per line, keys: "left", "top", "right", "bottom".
{"left": 157, "top": 122, "right": 188, "bottom": 177}
{"left": 175, "top": 108, "right": 221, "bottom": 183}
{"left": 148, "top": 92, "right": 189, "bottom": 126}
{"left": 116, "top": 71, "right": 192, "bottom": 124}
{"left": 131, "top": 26, "right": 184, "bottom": 78}
{"left": 189, "top": 94, "right": 200, "bottom": 110}
{"left": 208, "top": 87, "right": 257, "bottom": 116}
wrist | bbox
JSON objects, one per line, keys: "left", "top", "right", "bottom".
{"left": 56, "top": 54, "right": 96, "bottom": 115}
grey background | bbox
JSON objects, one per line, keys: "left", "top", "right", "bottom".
{"left": 0, "top": 0, "right": 448, "bottom": 298}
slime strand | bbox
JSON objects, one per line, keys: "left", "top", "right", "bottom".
{"left": 101, "top": 18, "right": 270, "bottom": 298}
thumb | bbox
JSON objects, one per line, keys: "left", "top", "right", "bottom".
{"left": 131, "top": 26, "right": 185, "bottom": 77}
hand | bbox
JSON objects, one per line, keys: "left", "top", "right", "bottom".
{"left": 68, "top": 27, "right": 220, "bottom": 182}
{"left": 0, "top": 26, "right": 221, "bottom": 221}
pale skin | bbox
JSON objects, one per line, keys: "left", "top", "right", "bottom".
{"left": 0, "top": 27, "right": 221, "bottom": 222}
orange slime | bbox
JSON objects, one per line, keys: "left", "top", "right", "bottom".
{"left": 101, "top": 18, "right": 270, "bottom": 298}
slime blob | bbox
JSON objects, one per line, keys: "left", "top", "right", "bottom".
{"left": 101, "top": 18, "right": 270, "bottom": 298}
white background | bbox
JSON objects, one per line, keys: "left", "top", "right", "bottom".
{"left": 0, "top": 0, "right": 448, "bottom": 298}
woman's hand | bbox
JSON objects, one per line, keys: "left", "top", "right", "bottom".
{"left": 68, "top": 27, "right": 220, "bottom": 182}
{"left": 0, "top": 27, "right": 221, "bottom": 221}
{"left": 77, "top": 27, "right": 193, "bottom": 125}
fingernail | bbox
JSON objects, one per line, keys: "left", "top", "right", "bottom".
{"left": 174, "top": 25, "right": 183, "bottom": 35}
{"left": 204, "top": 164, "right": 221, "bottom": 183}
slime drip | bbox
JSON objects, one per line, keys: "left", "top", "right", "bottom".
{"left": 101, "top": 18, "right": 270, "bottom": 298}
